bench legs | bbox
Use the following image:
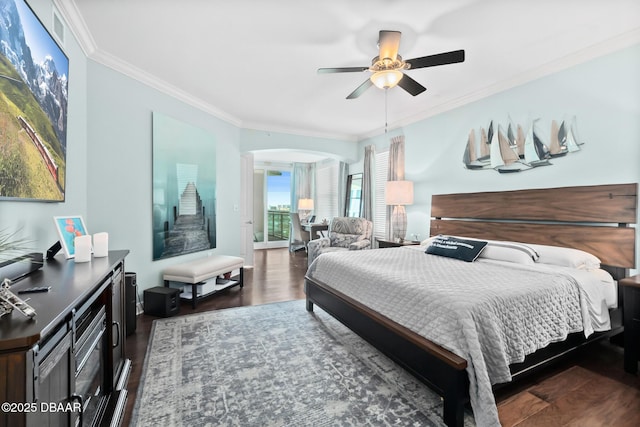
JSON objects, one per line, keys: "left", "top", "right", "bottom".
{"left": 164, "top": 267, "right": 244, "bottom": 309}
{"left": 191, "top": 283, "right": 199, "bottom": 309}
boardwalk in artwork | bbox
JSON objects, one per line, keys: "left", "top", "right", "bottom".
{"left": 161, "top": 182, "right": 211, "bottom": 258}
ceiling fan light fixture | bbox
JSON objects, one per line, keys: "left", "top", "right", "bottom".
{"left": 370, "top": 69, "right": 403, "bottom": 89}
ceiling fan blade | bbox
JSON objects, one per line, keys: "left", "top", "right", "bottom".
{"left": 397, "top": 74, "right": 426, "bottom": 96}
{"left": 346, "top": 79, "right": 373, "bottom": 99}
{"left": 405, "top": 49, "right": 465, "bottom": 69}
{"left": 317, "top": 66, "right": 369, "bottom": 74}
{"left": 378, "top": 30, "right": 401, "bottom": 61}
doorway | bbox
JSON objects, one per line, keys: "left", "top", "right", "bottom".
{"left": 253, "top": 167, "right": 291, "bottom": 249}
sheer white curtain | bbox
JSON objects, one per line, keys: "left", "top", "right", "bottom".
{"left": 290, "top": 162, "right": 315, "bottom": 213}
{"left": 361, "top": 145, "right": 376, "bottom": 221}
{"left": 386, "top": 135, "right": 405, "bottom": 238}
{"left": 290, "top": 162, "right": 315, "bottom": 246}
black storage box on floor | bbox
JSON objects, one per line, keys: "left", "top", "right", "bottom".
{"left": 144, "top": 286, "right": 180, "bottom": 317}
{"left": 125, "top": 272, "right": 137, "bottom": 335}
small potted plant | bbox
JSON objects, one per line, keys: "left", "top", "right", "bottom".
{"left": 0, "top": 228, "right": 32, "bottom": 263}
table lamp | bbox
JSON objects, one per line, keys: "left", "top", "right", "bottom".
{"left": 297, "top": 198, "right": 314, "bottom": 222}
{"left": 385, "top": 180, "right": 414, "bottom": 241}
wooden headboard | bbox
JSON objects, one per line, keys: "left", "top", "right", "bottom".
{"left": 430, "top": 183, "right": 637, "bottom": 270}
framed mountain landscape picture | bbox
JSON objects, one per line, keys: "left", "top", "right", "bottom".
{"left": 0, "top": 0, "right": 69, "bottom": 201}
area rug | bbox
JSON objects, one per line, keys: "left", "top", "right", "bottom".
{"left": 131, "top": 300, "right": 476, "bottom": 426}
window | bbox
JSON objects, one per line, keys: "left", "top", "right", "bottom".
{"left": 253, "top": 167, "right": 291, "bottom": 248}
{"left": 374, "top": 150, "right": 389, "bottom": 240}
{"left": 315, "top": 160, "right": 339, "bottom": 222}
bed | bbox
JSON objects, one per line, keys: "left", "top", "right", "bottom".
{"left": 304, "top": 183, "right": 637, "bottom": 427}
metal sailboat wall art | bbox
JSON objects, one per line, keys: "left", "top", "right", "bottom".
{"left": 463, "top": 116, "right": 584, "bottom": 173}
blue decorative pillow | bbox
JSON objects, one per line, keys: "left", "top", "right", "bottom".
{"left": 425, "top": 235, "right": 488, "bottom": 262}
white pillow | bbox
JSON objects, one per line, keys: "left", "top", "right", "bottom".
{"left": 527, "top": 243, "right": 601, "bottom": 269}
{"left": 486, "top": 241, "right": 539, "bottom": 261}
{"left": 421, "top": 236, "right": 437, "bottom": 246}
{"left": 479, "top": 243, "right": 537, "bottom": 265}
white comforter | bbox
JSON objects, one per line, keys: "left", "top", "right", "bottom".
{"left": 307, "top": 246, "right": 612, "bottom": 427}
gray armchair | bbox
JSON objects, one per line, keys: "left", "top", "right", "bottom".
{"left": 307, "top": 217, "right": 373, "bottom": 266}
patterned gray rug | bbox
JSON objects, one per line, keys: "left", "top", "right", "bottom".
{"left": 131, "top": 299, "right": 475, "bottom": 426}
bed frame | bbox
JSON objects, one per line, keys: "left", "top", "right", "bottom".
{"left": 304, "top": 183, "right": 637, "bottom": 427}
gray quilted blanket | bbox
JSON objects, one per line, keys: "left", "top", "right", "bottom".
{"left": 307, "top": 246, "right": 592, "bottom": 427}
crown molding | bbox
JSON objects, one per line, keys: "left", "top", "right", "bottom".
{"left": 357, "top": 28, "right": 640, "bottom": 141}
{"left": 55, "top": 0, "right": 355, "bottom": 139}
{"left": 240, "top": 121, "right": 358, "bottom": 143}
{"left": 53, "top": 0, "right": 96, "bottom": 55}
{"left": 54, "top": 0, "right": 243, "bottom": 127}
{"left": 53, "top": 1, "right": 640, "bottom": 143}
{"left": 89, "top": 49, "right": 243, "bottom": 127}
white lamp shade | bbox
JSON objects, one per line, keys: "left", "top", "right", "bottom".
{"left": 385, "top": 180, "right": 414, "bottom": 205}
{"left": 298, "top": 198, "right": 314, "bottom": 210}
{"left": 370, "top": 70, "right": 403, "bottom": 89}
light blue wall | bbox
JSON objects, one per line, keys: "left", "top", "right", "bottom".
{"left": 85, "top": 64, "right": 357, "bottom": 290}
{"left": 85, "top": 60, "right": 245, "bottom": 290}
{"left": 3, "top": 1, "right": 638, "bottom": 290}
{"left": 2, "top": 0, "right": 356, "bottom": 292}
{"left": 357, "top": 44, "right": 640, "bottom": 268}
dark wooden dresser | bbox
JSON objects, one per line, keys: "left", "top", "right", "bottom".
{"left": 0, "top": 250, "right": 130, "bottom": 427}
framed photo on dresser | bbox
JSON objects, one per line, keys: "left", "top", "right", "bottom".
{"left": 53, "top": 216, "right": 88, "bottom": 258}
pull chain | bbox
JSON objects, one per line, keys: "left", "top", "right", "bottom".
{"left": 384, "top": 88, "right": 388, "bottom": 134}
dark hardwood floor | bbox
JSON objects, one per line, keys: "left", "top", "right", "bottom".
{"left": 123, "top": 248, "right": 640, "bottom": 426}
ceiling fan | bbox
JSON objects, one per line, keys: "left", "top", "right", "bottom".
{"left": 318, "top": 30, "right": 465, "bottom": 99}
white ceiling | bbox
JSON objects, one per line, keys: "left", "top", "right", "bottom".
{"left": 56, "top": 0, "right": 640, "bottom": 142}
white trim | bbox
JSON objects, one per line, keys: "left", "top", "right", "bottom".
{"left": 53, "top": 0, "right": 97, "bottom": 55}
{"left": 91, "top": 49, "right": 243, "bottom": 127}
{"left": 357, "top": 29, "right": 640, "bottom": 141}
{"left": 54, "top": 1, "right": 640, "bottom": 142}
{"left": 241, "top": 122, "right": 359, "bottom": 143}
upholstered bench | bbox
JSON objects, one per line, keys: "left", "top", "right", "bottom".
{"left": 163, "top": 255, "right": 244, "bottom": 308}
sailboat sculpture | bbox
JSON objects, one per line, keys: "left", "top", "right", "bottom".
{"left": 516, "top": 124, "right": 526, "bottom": 159}
{"left": 490, "top": 124, "right": 531, "bottom": 173}
{"left": 463, "top": 128, "right": 491, "bottom": 169}
{"left": 479, "top": 127, "right": 491, "bottom": 162}
{"left": 464, "top": 116, "right": 584, "bottom": 173}
{"left": 558, "top": 115, "right": 584, "bottom": 153}
{"left": 507, "top": 116, "right": 525, "bottom": 158}
{"left": 548, "top": 120, "right": 568, "bottom": 157}
{"left": 523, "top": 119, "right": 552, "bottom": 168}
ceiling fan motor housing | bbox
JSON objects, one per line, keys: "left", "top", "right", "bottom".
{"left": 369, "top": 55, "right": 409, "bottom": 72}
{"left": 317, "top": 30, "right": 465, "bottom": 98}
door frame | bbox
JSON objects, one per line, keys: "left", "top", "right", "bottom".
{"left": 252, "top": 163, "right": 292, "bottom": 250}
{"left": 240, "top": 153, "right": 254, "bottom": 266}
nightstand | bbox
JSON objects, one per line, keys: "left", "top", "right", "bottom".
{"left": 377, "top": 238, "right": 421, "bottom": 249}
{"left": 620, "top": 275, "right": 640, "bottom": 374}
